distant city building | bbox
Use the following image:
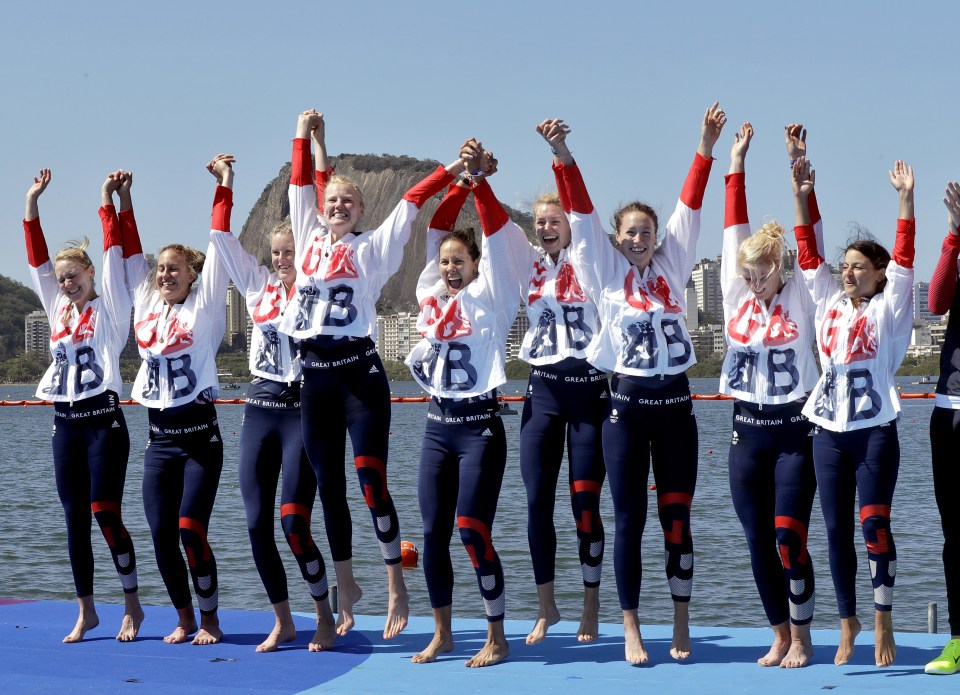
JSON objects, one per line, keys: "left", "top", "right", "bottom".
{"left": 915, "top": 281, "right": 936, "bottom": 325}
{"left": 684, "top": 282, "right": 698, "bottom": 332}
{"left": 225, "top": 282, "right": 247, "bottom": 350}
{"left": 691, "top": 256, "right": 723, "bottom": 324}
{"left": 376, "top": 312, "right": 420, "bottom": 363}
{"left": 690, "top": 323, "right": 725, "bottom": 358}
{"left": 24, "top": 310, "right": 48, "bottom": 357}
{"left": 911, "top": 321, "right": 932, "bottom": 347}
{"left": 506, "top": 309, "right": 529, "bottom": 361}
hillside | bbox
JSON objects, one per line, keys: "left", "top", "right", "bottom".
{"left": 0, "top": 275, "right": 41, "bottom": 358}
{"left": 237, "top": 153, "right": 537, "bottom": 314}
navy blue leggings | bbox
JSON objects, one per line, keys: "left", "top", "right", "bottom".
{"left": 930, "top": 407, "right": 960, "bottom": 635}
{"left": 52, "top": 391, "right": 137, "bottom": 598}
{"left": 728, "top": 399, "right": 816, "bottom": 626}
{"left": 813, "top": 422, "right": 899, "bottom": 617}
{"left": 520, "top": 359, "right": 607, "bottom": 588}
{"left": 300, "top": 337, "right": 400, "bottom": 565}
{"left": 604, "top": 373, "right": 697, "bottom": 611}
{"left": 143, "top": 402, "right": 223, "bottom": 615}
{"left": 240, "top": 379, "right": 327, "bottom": 605}
{"left": 418, "top": 395, "right": 507, "bottom": 621}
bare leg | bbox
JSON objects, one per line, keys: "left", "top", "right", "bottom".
{"left": 384, "top": 563, "right": 409, "bottom": 639}
{"left": 875, "top": 610, "right": 896, "bottom": 668}
{"left": 577, "top": 586, "right": 600, "bottom": 642}
{"left": 309, "top": 597, "right": 337, "bottom": 652}
{"left": 164, "top": 605, "right": 198, "bottom": 644}
{"left": 526, "top": 581, "right": 561, "bottom": 645}
{"left": 116, "top": 591, "right": 144, "bottom": 642}
{"left": 63, "top": 595, "right": 100, "bottom": 643}
{"left": 670, "top": 600, "right": 691, "bottom": 660}
{"left": 333, "top": 559, "right": 363, "bottom": 636}
{"left": 757, "top": 620, "right": 790, "bottom": 666}
{"left": 412, "top": 605, "right": 454, "bottom": 663}
{"left": 834, "top": 615, "right": 861, "bottom": 665}
{"left": 193, "top": 610, "right": 222, "bottom": 645}
{"left": 465, "top": 620, "right": 510, "bottom": 667}
{"left": 256, "top": 600, "right": 297, "bottom": 653}
{"left": 781, "top": 621, "right": 814, "bottom": 668}
{"left": 623, "top": 609, "right": 648, "bottom": 664}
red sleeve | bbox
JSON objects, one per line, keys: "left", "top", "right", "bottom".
{"left": 99, "top": 205, "right": 121, "bottom": 251}
{"left": 291, "top": 138, "right": 314, "bottom": 187}
{"left": 402, "top": 165, "right": 455, "bottom": 208}
{"left": 891, "top": 218, "right": 916, "bottom": 269}
{"left": 119, "top": 209, "right": 142, "bottom": 259}
{"left": 808, "top": 190, "right": 821, "bottom": 227}
{"left": 430, "top": 183, "right": 470, "bottom": 232}
{"left": 679, "top": 153, "right": 713, "bottom": 210}
{"left": 723, "top": 173, "right": 747, "bottom": 228}
{"left": 471, "top": 179, "right": 510, "bottom": 237}
{"left": 212, "top": 185, "right": 233, "bottom": 233}
{"left": 794, "top": 224, "right": 822, "bottom": 271}
{"left": 557, "top": 160, "right": 594, "bottom": 214}
{"left": 23, "top": 217, "right": 49, "bottom": 268}
{"left": 315, "top": 166, "right": 334, "bottom": 209}
{"left": 551, "top": 161, "right": 572, "bottom": 213}
{"left": 929, "top": 231, "right": 960, "bottom": 315}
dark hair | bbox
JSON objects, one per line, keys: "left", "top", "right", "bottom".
{"left": 440, "top": 228, "right": 481, "bottom": 261}
{"left": 842, "top": 225, "right": 891, "bottom": 294}
{"left": 612, "top": 202, "right": 659, "bottom": 236}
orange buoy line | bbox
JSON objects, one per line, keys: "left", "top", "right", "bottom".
{"left": 0, "top": 392, "right": 936, "bottom": 406}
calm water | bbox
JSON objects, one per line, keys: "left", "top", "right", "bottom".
{"left": 0, "top": 378, "right": 948, "bottom": 635}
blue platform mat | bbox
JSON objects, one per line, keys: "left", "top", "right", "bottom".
{"left": 1, "top": 600, "right": 957, "bottom": 694}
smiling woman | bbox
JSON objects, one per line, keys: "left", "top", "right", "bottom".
{"left": 22, "top": 166, "right": 144, "bottom": 645}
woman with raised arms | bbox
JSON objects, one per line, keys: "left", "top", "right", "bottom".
{"left": 519, "top": 119, "right": 607, "bottom": 645}
{"left": 209, "top": 155, "right": 335, "bottom": 652}
{"left": 790, "top": 156, "right": 915, "bottom": 668}
{"left": 23, "top": 168, "right": 144, "bottom": 643}
{"left": 720, "top": 124, "right": 820, "bottom": 668}
{"left": 126, "top": 155, "right": 232, "bottom": 645}
{"left": 924, "top": 181, "right": 960, "bottom": 676}
{"left": 280, "top": 110, "right": 472, "bottom": 639}
{"left": 406, "top": 142, "right": 527, "bottom": 667}
{"left": 554, "top": 103, "right": 726, "bottom": 664}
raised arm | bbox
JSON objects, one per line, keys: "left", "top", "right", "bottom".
{"left": 888, "top": 160, "right": 916, "bottom": 271}
{"left": 697, "top": 101, "right": 727, "bottom": 160}
{"left": 930, "top": 182, "right": 960, "bottom": 315}
{"left": 99, "top": 171, "right": 133, "bottom": 327}
{"left": 722, "top": 123, "right": 753, "bottom": 294}
{"left": 24, "top": 169, "right": 58, "bottom": 311}
{"left": 114, "top": 171, "right": 149, "bottom": 292}
{"left": 195, "top": 154, "right": 233, "bottom": 314}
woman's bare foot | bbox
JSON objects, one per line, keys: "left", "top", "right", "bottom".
{"left": 117, "top": 593, "right": 144, "bottom": 642}
{"left": 670, "top": 601, "right": 691, "bottom": 660}
{"left": 333, "top": 560, "right": 363, "bottom": 636}
{"left": 623, "top": 610, "right": 648, "bottom": 665}
{"left": 412, "top": 606, "right": 454, "bottom": 663}
{"left": 384, "top": 564, "right": 409, "bottom": 639}
{"left": 165, "top": 605, "right": 198, "bottom": 644}
{"left": 257, "top": 601, "right": 297, "bottom": 652}
{"left": 835, "top": 615, "right": 861, "bottom": 665}
{"left": 758, "top": 622, "right": 790, "bottom": 666}
{"left": 781, "top": 622, "right": 814, "bottom": 668}
{"left": 875, "top": 610, "right": 896, "bottom": 667}
{"left": 309, "top": 598, "right": 337, "bottom": 652}
{"left": 577, "top": 586, "right": 600, "bottom": 643}
{"left": 526, "top": 582, "right": 561, "bottom": 645}
{"left": 63, "top": 595, "right": 99, "bottom": 643}
{"left": 465, "top": 622, "right": 509, "bottom": 667}
{"left": 192, "top": 612, "right": 222, "bottom": 645}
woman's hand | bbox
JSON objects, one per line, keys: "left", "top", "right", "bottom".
{"left": 729, "top": 122, "right": 753, "bottom": 173}
{"left": 944, "top": 181, "right": 960, "bottom": 234}
{"left": 889, "top": 160, "right": 914, "bottom": 194}
{"left": 536, "top": 118, "right": 573, "bottom": 164}
{"left": 784, "top": 123, "right": 807, "bottom": 161}
{"left": 698, "top": 101, "right": 727, "bottom": 158}
{"left": 27, "top": 168, "right": 51, "bottom": 201}
{"left": 791, "top": 156, "right": 815, "bottom": 197}
{"left": 207, "top": 153, "right": 236, "bottom": 189}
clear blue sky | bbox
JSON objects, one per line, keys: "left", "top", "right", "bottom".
{"left": 3, "top": 1, "right": 957, "bottom": 290}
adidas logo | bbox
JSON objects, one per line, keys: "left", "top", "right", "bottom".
{"left": 112, "top": 421, "right": 121, "bottom": 428}
{"left": 369, "top": 365, "right": 380, "bottom": 374}
{"left": 480, "top": 428, "right": 493, "bottom": 437}
{"left": 210, "top": 435, "right": 220, "bottom": 443}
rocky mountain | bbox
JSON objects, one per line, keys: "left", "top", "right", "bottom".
{"left": 237, "top": 154, "right": 536, "bottom": 314}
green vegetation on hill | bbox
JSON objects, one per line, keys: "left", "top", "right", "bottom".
{"left": 0, "top": 275, "right": 42, "bottom": 359}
